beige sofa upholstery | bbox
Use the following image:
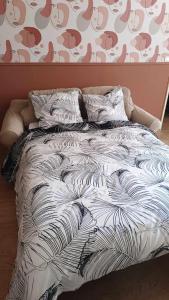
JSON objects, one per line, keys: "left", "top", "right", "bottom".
{"left": 0, "top": 99, "right": 27, "bottom": 148}
{"left": 131, "top": 105, "right": 161, "bottom": 132}
{"left": 0, "top": 87, "right": 161, "bottom": 148}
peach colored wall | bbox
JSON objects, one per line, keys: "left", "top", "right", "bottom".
{"left": 0, "top": 1, "right": 169, "bottom": 63}
{"left": 0, "top": 63, "right": 169, "bottom": 124}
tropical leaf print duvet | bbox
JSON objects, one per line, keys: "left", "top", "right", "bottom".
{"left": 2, "top": 121, "right": 169, "bottom": 300}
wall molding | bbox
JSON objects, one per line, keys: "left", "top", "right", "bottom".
{"left": 1, "top": 63, "right": 169, "bottom": 67}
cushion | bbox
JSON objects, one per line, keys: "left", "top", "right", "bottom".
{"left": 29, "top": 87, "right": 82, "bottom": 97}
{"left": 82, "top": 86, "right": 134, "bottom": 120}
{"left": 31, "top": 90, "right": 83, "bottom": 128}
{"left": 21, "top": 88, "right": 83, "bottom": 126}
{"left": 83, "top": 87, "right": 128, "bottom": 123}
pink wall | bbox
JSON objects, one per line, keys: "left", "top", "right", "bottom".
{"left": 0, "top": 63, "right": 168, "bottom": 124}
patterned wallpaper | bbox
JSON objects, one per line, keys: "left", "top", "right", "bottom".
{"left": 0, "top": 0, "right": 169, "bottom": 63}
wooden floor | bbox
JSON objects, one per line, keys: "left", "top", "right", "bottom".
{"left": 0, "top": 119, "right": 169, "bottom": 300}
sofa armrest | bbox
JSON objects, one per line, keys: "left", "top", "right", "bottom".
{"left": 131, "top": 105, "right": 162, "bottom": 132}
{"left": 0, "top": 99, "right": 27, "bottom": 148}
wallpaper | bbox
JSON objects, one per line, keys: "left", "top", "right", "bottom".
{"left": 0, "top": 0, "right": 169, "bottom": 63}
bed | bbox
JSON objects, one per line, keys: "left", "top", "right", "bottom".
{"left": 1, "top": 86, "right": 169, "bottom": 300}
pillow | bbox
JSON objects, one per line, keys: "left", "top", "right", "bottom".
{"left": 21, "top": 88, "right": 83, "bottom": 127}
{"left": 82, "top": 86, "right": 134, "bottom": 120}
{"left": 31, "top": 90, "right": 83, "bottom": 128}
{"left": 83, "top": 87, "right": 128, "bottom": 123}
{"left": 29, "top": 87, "right": 81, "bottom": 98}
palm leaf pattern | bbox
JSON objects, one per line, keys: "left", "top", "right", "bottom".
{"left": 31, "top": 91, "right": 83, "bottom": 128}
{"left": 2, "top": 121, "right": 169, "bottom": 300}
{"left": 80, "top": 224, "right": 168, "bottom": 281}
{"left": 83, "top": 87, "right": 128, "bottom": 123}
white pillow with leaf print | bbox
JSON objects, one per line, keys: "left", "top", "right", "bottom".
{"left": 83, "top": 87, "right": 128, "bottom": 123}
{"left": 31, "top": 90, "right": 83, "bottom": 128}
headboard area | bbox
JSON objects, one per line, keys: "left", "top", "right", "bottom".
{"left": 0, "top": 63, "right": 169, "bottom": 125}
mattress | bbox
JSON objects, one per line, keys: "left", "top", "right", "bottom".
{"left": 2, "top": 121, "right": 169, "bottom": 300}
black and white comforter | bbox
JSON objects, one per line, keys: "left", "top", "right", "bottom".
{"left": 2, "top": 121, "right": 169, "bottom": 300}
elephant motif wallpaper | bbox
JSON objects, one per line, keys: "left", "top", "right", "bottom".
{"left": 0, "top": 0, "right": 169, "bottom": 63}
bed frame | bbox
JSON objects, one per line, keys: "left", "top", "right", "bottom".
{"left": 0, "top": 63, "right": 169, "bottom": 125}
